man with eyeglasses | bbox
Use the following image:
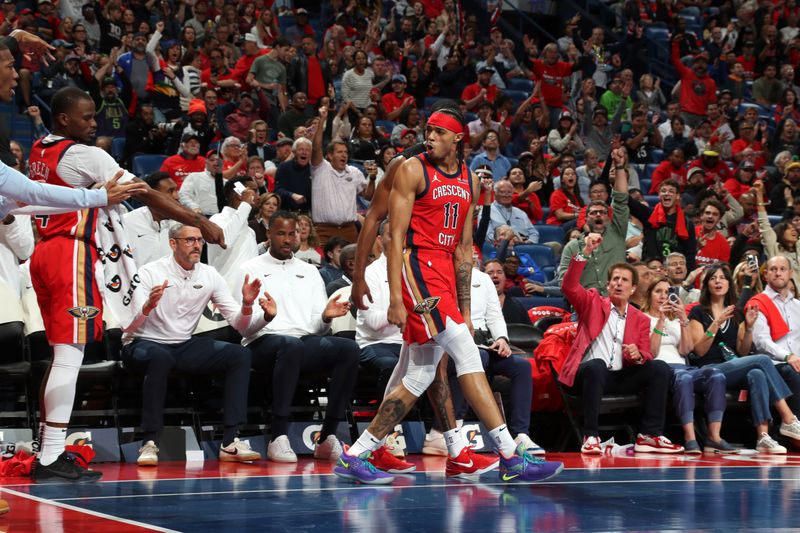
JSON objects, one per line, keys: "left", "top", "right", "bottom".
{"left": 468, "top": 129, "right": 511, "bottom": 180}
{"left": 122, "top": 223, "right": 263, "bottom": 468}
{"left": 486, "top": 180, "right": 539, "bottom": 244}
{"left": 557, "top": 148, "right": 631, "bottom": 294}
{"left": 247, "top": 120, "right": 276, "bottom": 161}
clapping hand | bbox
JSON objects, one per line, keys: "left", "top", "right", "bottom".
{"left": 241, "top": 274, "right": 262, "bottom": 307}
{"left": 258, "top": 290, "right": 278, "bottom": 321}
{"left": 323, "top": 294, "right": 351, "bottom": 321}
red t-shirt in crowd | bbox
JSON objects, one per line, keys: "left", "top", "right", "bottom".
{"left": 671, "top": 40, "right": 717, "bottom": 115}
{"left": 695, "top": 228, "right": 731, "bottom": 266}
{"left": 381, "top": 92, "right": 415, "bottom": 117}
{"left": 687, "top": 159, "right": 733, "bottom": 185}
{"left": 546, "top": 189, "right": 581, "bottom": 225}
{"left": 650, "top": 161, "right": 688, "bottom": 193}
{"left": 512, "top": 191, "right": 543, "bottom": 224}
{"left": 160, "top": 154, "right": 207, "bottom": 188}
{"left": 723, "top": 178, "right": 752, "bottom": 200}
{"left": 730, "top": 139, "right": 767, "bottom": 169}
{"left": 461, "top": 83, "right": 498, "bottom": 108}
{"left": 530, "top": 59, "right": 573, "bottom": 108}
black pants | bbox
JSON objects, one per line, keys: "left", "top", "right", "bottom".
{"left": 569, "top": 358, "right": 672, "bottom": 437}
{"left": 122, "top": 337, "right": 252, "bottom": 436}
{"left": 248, "top": 334, "right": 360, "bottom": 422}
{"left": 359, "top": 342, "right": 401, "bottom": 399}
{"left": 448, "top": 349, "right": 533, "bottom": 436}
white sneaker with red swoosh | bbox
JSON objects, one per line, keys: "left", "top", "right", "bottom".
{"left": 634, "top": 434, "right": 684, "bottom": 454}
{"left": 445, "top": 446, "right": 500, "bottom": 478}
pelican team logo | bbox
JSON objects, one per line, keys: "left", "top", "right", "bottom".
{"left": 413, "top": 296, "right": 441, "bottom": 314}
{"left": 66, "top": 306, "right": 101, "bottom": 320}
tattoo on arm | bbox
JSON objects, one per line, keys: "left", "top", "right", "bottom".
{"left": 456, "top": 260, "right": 471, "bottom": 313}
{"left": 370, "top": 398, "right": 408, "bottom": 436}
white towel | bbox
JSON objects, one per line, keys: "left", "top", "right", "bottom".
{"left": 94, "top": 206, "right": 140, "bottom": 329}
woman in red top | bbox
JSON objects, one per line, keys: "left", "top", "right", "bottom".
{"left": 774, "top": 88, "right": 800, "bottom": 124}
{"left": 221, "top": 136, "right": 248, "bottom": 180}
{"left": 508, "top": 166, "right": 544, "bottom": 223}
{"left": 546, "top": 167, "right": 583, "bottom": 227}
{"left": 723, "top": 161, "right": 755, "bottom": 200}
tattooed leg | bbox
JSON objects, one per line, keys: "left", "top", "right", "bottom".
{"left": 426, "top": 353, "right": 457, "bottom": 432}
{"left": 366, "top": 385, "right": 419, "bottom": 438}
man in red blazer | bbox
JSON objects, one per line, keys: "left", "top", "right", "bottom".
{"left": 560, "top": 233, "right": 683, "bottom": 455}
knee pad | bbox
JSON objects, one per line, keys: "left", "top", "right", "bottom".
{"left": 433, "top": 319, "right": 485, "bottom": 377}
{"left": 401, "top": 343, "right": 444, "bottom": 397}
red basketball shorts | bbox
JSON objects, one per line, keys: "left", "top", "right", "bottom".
{"left": 401, "top": 247, "right": 465, "bottom": 345}
{"left": 30, "top": 236, "right": 103, "bottom": 345}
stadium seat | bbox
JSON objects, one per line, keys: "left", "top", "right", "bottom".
{"left": 644, "top": 195, "right": 660, "bottom": 207}
{"left": 507, "top": 78, "right": 534, "bottom": 93}
{"left": 767, "top": 215, "right": 782, "bottom": 226}
{"left": 132, "top": 154, "right": 167, "bottom": 177}
{"left": 503, "top": 90, "right": 530, "bottom": 104}
{"left": 514, "top": 244, "right": 556, "bottom": 268}
{"left": 534, "top": 225, "right": 564, "bottom": 245}
{"left": 651, "top": 149, "right": 664, "bottom": 163}
{"left": 375, "top": 120, "right": 396, "bottom": 133}
{"left": 644, "top": 163, "right": 659, "bottom": 180}
{"left": 112, "top": 137, "right": 126, "bottom": 162}
{"left": 482, "top": 241, "right": 497, "bottom": 258}
{"left": 639, "top": 178, "right": 651, "bottom": 194}
{"left": 512, "top": 295, "right": 568, "bottom": 311}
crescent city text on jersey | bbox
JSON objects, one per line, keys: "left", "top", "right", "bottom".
{"left": 431, "top": 184, "right": 471, "bottom": 201}
{"left": 28, "top": 161, "right": 50, "bottom": 182}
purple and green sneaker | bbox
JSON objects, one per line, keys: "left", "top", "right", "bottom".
{"left": 334, "top": 446, "right": 395, "bottom": 485}
{"left": 499, "top": 444, "right": 564, "bottom": 483}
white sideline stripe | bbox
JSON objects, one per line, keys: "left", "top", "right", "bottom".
{"left": 51, "top": 476, "right": 800, "bottom": 502}
{"left": 1, "top": 487, "right": 179, "bottom": 532}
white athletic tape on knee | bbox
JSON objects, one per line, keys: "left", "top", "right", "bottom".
{"left": 435, "top": 320, "right": 484, "bottom": 377}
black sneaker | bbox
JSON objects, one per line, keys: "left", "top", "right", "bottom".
{"left": 32, "top": 453, "right": 103, "bottom": 484}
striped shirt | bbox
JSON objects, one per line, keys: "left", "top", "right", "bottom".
{"left": 310, "top": 159, "right": 367, "bottom": 224}
{"left": 341, "top": 67, "right": 374, "bottom": 109}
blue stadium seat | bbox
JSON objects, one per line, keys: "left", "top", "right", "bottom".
{"left": 651, "top": 149, "right": 664, "bottom": 163}
{"left": 644, "top": 163, "right": 659, "bottom": 180}
{"left": 639, "top": 178, "right": 652, "bottom": 194}
{"left": 513, "top": 296, "right": 568, "bottom": 311}
{"left": 507, "top": 157, "right": 518, "bottom": 168}
{"left": 514, "top": 244, "right": 556, "bottom": 268}
{"left": 541, "top": 266, "right": 556, "bottom": 281}
{"left": 482, "top": 241, "right": 496, "bottom": 258}
{"left": 533, "top": 224, "right": 564, "bottom": 245}
{"left": 644, "top": 195, "right": 660, "bottom": 207}
{"left": 375, "top": 120, "right": 396, "bottom": 132}
{"left": 768, "top": 215, "right": 782, "bottom": 226}
{"left": 540, "top": 207, "right": 550, "bottom": 223}
{"left": 132, "top": 155, "right": 167, "bottom": 177}
{"left": 111, "top": 137, "right": 126, "bottom": 162}
{"left": 504, "top": 90, "right": 530, "bottom": 104}
{"left": 424, "top": 96, "right": 439, "bottom": 109}
{"left": 507, "top": 78, "right": 534, "bottom": 93}
{"left": 465, "top": 112, "right": 478, "bottom": 123}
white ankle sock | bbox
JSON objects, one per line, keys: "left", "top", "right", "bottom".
{"left": 349, "top": 430, "right": 382, "bottom": 457}
{"left": 39, "top": 426, "right": 67, "bottom": 466}
{"left": 489, "top": 424, "right": 517, "bottom": 458}
{"left": 443, "top": 428, "right": 465, "bottom": 458}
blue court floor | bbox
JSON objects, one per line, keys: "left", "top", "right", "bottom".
{"left": 3, "top": 453, "right": 800, "bottom": 532}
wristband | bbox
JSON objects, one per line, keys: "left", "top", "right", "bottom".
{"left": 653, "top": 328, "right": 666, "bottom": 336}
{"left": 704, "top": 330, "right": 715, "bottom": 338}
{"left": 786, "top": 354, "right": 793, "bottom": 362}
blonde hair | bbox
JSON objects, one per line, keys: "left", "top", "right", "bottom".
{"left": 297, "top": 214, "right": 319, "bottom": 248}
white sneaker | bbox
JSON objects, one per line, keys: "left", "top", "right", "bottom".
{"left": 422, "top": 429, "right": 447, "bottom": 456}
{"left": 313, "top": 434, "right": 343, "bottom": 461}
{"left": 581, "top": 435, "right": 602, "bottom": 455}
{"left": 137, "top": 440, "right": 159, "bottom": 467}
{"left": 220, "top": 438, "right": 262, "bottom": 462}
{"left": 267, "top": 435, "right": 297, "bottom": 463}
{"left": 514, "top": 433, "right": 546, "bottom": 455}
{"left": 385, "top": 434, "right": 405, "bottom": 457}
{"left": 780, "top": 417, "right": 800, "bottom": 440}
{"left": 756, "top": 432, "right": 787, "bottom": 454}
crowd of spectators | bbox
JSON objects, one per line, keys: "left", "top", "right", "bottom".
{"left": 2, "top": 0, "right": 800, "bottom": 459}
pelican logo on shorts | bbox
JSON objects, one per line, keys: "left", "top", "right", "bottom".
{"left": 67, "top": 306, "right": 101, "bottom": 320}
{"left": 413, "top": 296, "right": 441, "bottom": 314}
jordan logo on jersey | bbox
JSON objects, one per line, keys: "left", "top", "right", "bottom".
{"left": 413, "top": 296, "right": 441, "bottom": 314}
{"left": 431, "top": 172, "right": 442, "bottom": 183}
{"left": 67, "top": 306, "right": 101, "bottom": 320}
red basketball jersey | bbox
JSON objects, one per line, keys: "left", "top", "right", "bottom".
{"left": 405, "top": 153, "right": 472, "bottom": 253}
{"left": 28, "top": 138, "right": 98, "bottom": 245}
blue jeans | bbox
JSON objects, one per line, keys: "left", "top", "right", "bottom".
{"left": 669, "top": 364, "right": 726, "bottom": 426}
{"left": 708, "top": 355, "right": 792, "bottom": 425}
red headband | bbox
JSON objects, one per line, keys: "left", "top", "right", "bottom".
{"left": 427, "top": 111, "right": 463, "bottom": 134}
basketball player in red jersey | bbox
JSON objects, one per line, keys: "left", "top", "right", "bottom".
{"left": 335, "top": 108, "right": 564, "bottom": 484}
{"left": 30, "top": 87, "right": 225, "bottom": 484}
{"left": 349, "top": 101, "right": 498, "bottom": 477}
